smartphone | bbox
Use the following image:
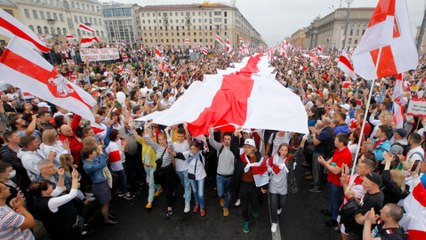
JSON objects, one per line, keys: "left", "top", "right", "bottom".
{"left": 411, "top": 160, "right": 421, "bottom": 172}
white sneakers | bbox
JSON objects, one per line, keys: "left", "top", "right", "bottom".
{"left": 184, "top": 202, "right": 190, "bottom": 213}
{"left": 234, "top": 199, "right": 241, "bottom": 207}
{"left": 271, "top": 223, "right": 278, "bottom": 233}
{"left": 277, "top": 208, "right": 282, "bottom": 215}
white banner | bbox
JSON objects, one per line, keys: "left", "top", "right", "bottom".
{"left": 407, "top": 99, "right": 426, "bottom": 117}
{"left": 80, "top": 48, "right": 119, "bottom": 62}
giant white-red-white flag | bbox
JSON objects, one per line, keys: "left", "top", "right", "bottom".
{"left": 0, "top": 9, "right": 50, "bottom": 52}
{"left": 400, "top": 174, "right": 426, "bottom": 240}
{"left": 0, "top": 37, "right": 96, "bottom": 122}
{"left": 137, "top": 55, "right": 309, "bottom": 136}
{"left": 352, "top": 0, "right": 418, "bottom": 80}
{"left": 337, "top": 51, "right": 357, "bottom": 80}
{"left": 80, "top": 36, "right": 99, "bottom": 48}
{"left": 79, "top": 23, "right": 94, "bottom": 33}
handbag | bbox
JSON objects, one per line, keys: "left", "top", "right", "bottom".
{"left": 187, "top": 155, "right": 199, "bottom": 180}
{"left": 155, "top": 148, "right": 167, "bottom": 169}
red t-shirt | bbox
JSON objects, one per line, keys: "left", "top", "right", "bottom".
{"left": 328, "top": 147, "right": 352, "bottom": 187}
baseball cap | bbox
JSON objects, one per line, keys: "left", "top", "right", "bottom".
{"left": 242, "top": 129, "right": 252, "bottom": 134}
{"left": 37, "top": 102, "right": 49, "bottom": 108}
{"left": 340, "top": 103, "right": 350, "bottom": 111}
{"left": 244, "top": 138, "right": 256, "bottom": 148}
{"left": 365, "top": 172, "right": 382, "bottom": 187}
{"left": 394, "top": 128, "right": 407, "bottom": 138}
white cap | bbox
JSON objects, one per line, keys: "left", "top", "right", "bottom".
{"left": 37, "top": 102, "right": 49, "bottom": 108}
{"left": 340, "top": 103, "right": 350, "bottom": 111}
{"left": 242, "top": 129, "right": 252, "bottom": 134}
{"left": 244, "top": 138, "right": 256, "bottom": 148}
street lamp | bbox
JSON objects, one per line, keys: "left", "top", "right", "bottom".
{"left": 342, "top": 0, "right": 354, "bottom": 49}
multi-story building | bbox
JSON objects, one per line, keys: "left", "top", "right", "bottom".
{"left": 136, "top": 2, "right": 264, "bottom": 48}
{"left": 289, "top": 27, "right": 307, "bottom": 48}
{"left": 102, "top": 2, "right": 140, "bottom": 44}
{"left": 0, "top": 0, "right": 21, "bottom": 45}
{"left": 12, "top": 0, "right": 107, "bottom": 42}
{"left": 304, "top": 7, "right": 374, "bottom": 50}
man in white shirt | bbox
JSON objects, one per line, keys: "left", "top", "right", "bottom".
{"left": 172, "top": 127, "right": 191, "bottom": 213}
{"left": 403, "top": 133, "right": 424, "bottom": 163}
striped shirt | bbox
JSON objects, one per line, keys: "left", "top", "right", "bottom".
{"left": 145, "top": 136, "right": 174, "bottom": 167}
{"left": 0, "top": 205, "right": 35, "bottom": 240}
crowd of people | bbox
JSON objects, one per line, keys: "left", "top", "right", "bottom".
{"left": 0, "top": 40, "right": 424, "bottom": 240}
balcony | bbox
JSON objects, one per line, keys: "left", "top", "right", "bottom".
{"left": 47, "top": 18, "right": 55, "bottom": 25}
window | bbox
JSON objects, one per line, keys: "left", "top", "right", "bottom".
{"left": 84, "top": 17, "right": 87, "bottom": 23}
{"left": 59, "top": 13, "right": 63, "bottom": 22}
{"left": 47, "top": 12, "right": 51, "bottom": 19}
{"left": 32, "top": 10, "right": 38, "bottom": 19}
{"left": 53, "top": 13, "right": 57, "bottom": 20}
{"left": 44, "top": 26, "right": 49, "bottom": 34}
{"left": 101, "top": 31, "right": 104, "bottom": 37}
{"left": 57, "top": 27, "right": 61, "bottom": 35}
{"left": 74, "top": 15, "right": 77, "bottom": 23}
{"left": 214, "top": 18, "right": 221, "bottom": 23}
{"left": 40, "top": 11, "right": 45, "bottom": 20}
{"left": 37, "top": 26, "right": 42, "bottom": 34}
{"left": 94, "top": 18, "right": 97, "bottom": 25}
{"left": 63, "top": 28, "right": 66, "bottom": 34}
{"left": 79, "top": 16, "right": 83, "bottom": 23}
{"left": 214, "top": 11, "right": 221, "bottom": 16}
{"left": 224, "top": 11, "right": 227, "bottom": 17}
{"left": 24, "top": 9, "right": 31, "bottom": 18}
{"left": 71, "top": 1, "right": 74, "bottom": 8}
{"left": 51, "top": 27, "right": 55, "bottom": 34}
{"left": 29, "top": 25, "right": 34, "bottom": 31}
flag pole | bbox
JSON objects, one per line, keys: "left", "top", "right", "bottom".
{"left": 348, "top": 47, "right": 383, "bottom": 187}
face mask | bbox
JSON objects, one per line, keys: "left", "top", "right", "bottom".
{"left": 9, "top": 170, "right": 16, "bottom": 179}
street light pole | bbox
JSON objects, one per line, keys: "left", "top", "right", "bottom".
{"left": 417, "top": 7, "right": 426, "bottom": 52}
{"left": 342, "top": 0, "right": 354, "bottom": 49}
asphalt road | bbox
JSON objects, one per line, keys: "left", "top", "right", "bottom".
{"left": 89, "top": 164, "right": 341, "bottom": 240}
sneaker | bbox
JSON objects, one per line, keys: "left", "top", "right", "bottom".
{"left": 117, "top": 193, "right": 124, "bottom": 197}
{"left": 108, "top": 214, "right": 118, "bottom": 220}
{"left": 277, "top": 208, "right": 282, "bottom": 215}
{"left": 305, "top": 175, "right": 314, "bottom": 180}
{"left": 184, "top": 202, "right": 190, "bottom": 213}
{"left": 122, "top": 193, "right": 134, "bottom": 200}
{"left": 154, "top": 189, "right": 162, "bottom": 197}
{"left": 325, "top": 219, "right": 338, "bottom": 227}
{"left": 85, "top": 192, "right": 94, "bottom": 197}
{"left": 242, "top": 221, "right": 250, "bottom": 233}
{"left": 220, "top": 198, "right": 225, "bottom": 207}
{"left": 309, "top": 188, "right": 321, "bottom": 193}
{"left": 104, "top": 219, "right": 119, "bottom": 225}
{"left": 334, "top": 226, "right": 340, "bottom": 232}
{"left": 234, "top": 199, "right": 241, "bottom": 207}
{"left": 193, "top": 204, "right": 199, "bottom": 213}
{"left": 223, "top": 208, "right": 229, "bottom": 217}
{"left": 145, "top": 202, "right": 152, "bottom": 209}
{"left": 165, "top": 211, "right": 173, "bottom": 220}
{"left": 252, "top": 209, "right": 259, "bottom": 218}
{"left": 320, "top": 209, "right": 331, "bottom": 216}
{"left": 200, "top": 208, "right": 205, "bottom": 217}
{"left": 86, "top": 196, "right": 96, "bottom": 202}
{"left": 271, "top": 223, "right": 278, "bottom": 233}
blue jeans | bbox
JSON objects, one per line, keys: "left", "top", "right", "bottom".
{"left": 190, "top": 178, "right": 205, "bottom": 208}
{"left": 216, "top": 175, "right": 232, "bottom": 208}
{"left": 328, "top": 182, "right": 343, "bottom": 221}
{"left": 176, "top": 170, "right": 191, "bottom": 204}
{"left": 115, "top": 169, "right": 128, "bottom": 194}
{"left": 145, "top": 167, "right": 161, "bottom": 203}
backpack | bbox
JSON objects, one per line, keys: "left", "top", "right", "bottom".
{"left": 391, "top": 142, "right": 410, "bottom": 156}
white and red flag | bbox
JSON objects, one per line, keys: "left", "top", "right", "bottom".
{"left": 392, "top": 73, "right": 405, "bottom": 128}
{"left": 216, "top": 34, "right": 223, "bottom": 46}
{"left": 225, "top": 38, "right": 232, "bottom": 54}
{"left": 0, "top": 37, "right": 96, "bottom": 122}
{"left": 80, "top": 36, "right": 99, "bottom": 48}
{"left": 352, "top": 0, "right": 418, "bottom": 80}
{"left": 183, "top": 38, "right": 191, "bottom": 44}
{"left": 79, "top": 23, "right": 94, "bottom": 33}
{"left": 400, "top": 174, "right": 426, "bottom": 240}
{"left": 66, "top": 34, "right": 76, "bottom": 40}
{"left": 139, "top": 55, "right": 309, "bottom": 136}
{"left": 0, "top": 9, "right": 50, "bottom": 52}
{"left": 337, "top": 51, "right": 357, "bottom": 80}
{"left": 154, "top": 47, "right": 162, "bottom": 59}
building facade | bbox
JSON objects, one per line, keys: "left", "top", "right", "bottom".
{"left": 136, "top": 3, "right": 264, "bottom": 48}
{"left": 289, "top": 27, "right": 306, "bottom": 48}
{"left": 11, "top": 0, "right": 107, "bottom": 42}
{"left": 304, "top": 8, "right": 374, "bottom": 50}
{"left": 0, "top": 0, "right": 21, "bottom": 45}
{"left": 102, "top": 2, "right": 139, "bottom": 44}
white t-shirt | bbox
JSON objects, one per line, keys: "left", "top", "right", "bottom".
{"left": 406, "top": 146, "right": 424, "bottom": 162}
{"left": 268, "top": 132, "right": 291, "bottom": 155}
{"left": 173, "top": 141, "right": 190, "bottom": 172}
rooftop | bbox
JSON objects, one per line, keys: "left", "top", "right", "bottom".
{"left": 139, "top": 3, "right": 234, "bottom": 12}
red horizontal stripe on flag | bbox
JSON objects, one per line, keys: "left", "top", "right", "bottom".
{"left": 0, "top": 17, "right": 49, "bottom": 52}
{"left": 187, "top": 54, "right": 261, "bottom": 136}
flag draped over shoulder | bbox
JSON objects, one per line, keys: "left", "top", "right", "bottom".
{"left": 0, "top": 37, "right": 97, "bottom": 122}
{"left": 351, "top": 0, "right": 418, "bottom": 80}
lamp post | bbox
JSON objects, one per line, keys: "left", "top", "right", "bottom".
{"left": 342, "top": 0, "right": 354, "bottom": 49}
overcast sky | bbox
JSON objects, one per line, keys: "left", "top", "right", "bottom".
{"left": 108, "top": 0, "right": 425, "bottom": 46}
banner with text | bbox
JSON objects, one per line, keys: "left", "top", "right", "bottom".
{"left": 80, "top": 48, "right": 120, "bottom": 62}
{"left": 407, "top": 99, "right": 426, "bottom": 117}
